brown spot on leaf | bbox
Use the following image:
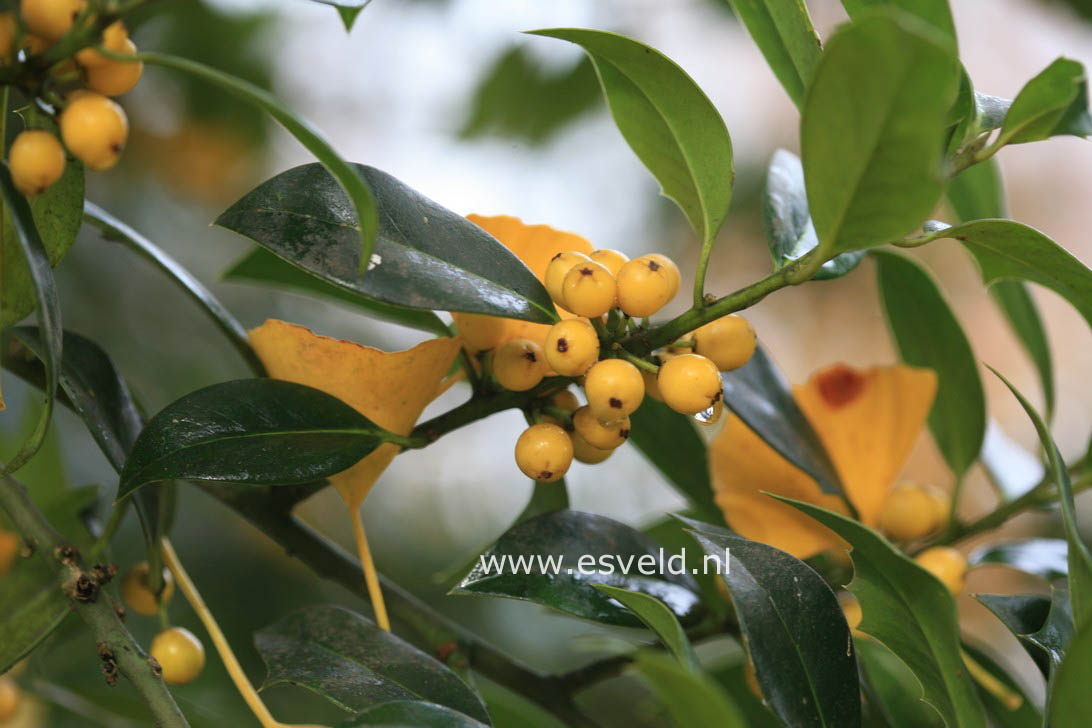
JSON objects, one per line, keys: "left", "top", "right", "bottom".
{"left": 817, "top": 365, "right": 865, "bottom": 408}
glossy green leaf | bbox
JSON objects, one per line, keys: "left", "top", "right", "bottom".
{"left": 529, "top": 29, "right": 733, "bottom": 246}
{"left": 593, "top": 585, "right": 698, "bottom": 670}
{"left": 1049, "top": 618, "right": 1092, "bottom": 728}
{"left": 633, "top": 651, "right": 746, "bottom": 728}
{"left": 724, "top": 0, "right": 821, "bottom": 108}
{"left": 255, "top": 604, "right": 490, "bottom": 723}
{"left": 780, "top": 496, "right": 987, "bottom": 728}
{"left": 217, "top": 163, "right": 556, "bottom": 324}
{"left": 681, "top": 517, "right": 861, "bottom": 727}
{"left": 841, "top": 0, "right": 956, "bottom": 46}
{"left": 452, "top": 510, "right": 703, "bottom": 628}
{"left": 969, "top": 538, "right": 1067, "bottom": 582}
{"left": 961, "top": 644, "right": 1041, "bottom": 728}
{"left": 998, "top": 57, "right": 1092, "bottom": 146}
{"left": 762, "top": 149, "right": 864, "bottom": 280}
{"left": 802, "top": 12, "right": 958, "bottom": 254}
{"left": 337, "top": 701, "right": 487, "bottom": 728}
{"left": 311, "top": 0, "right": 370, "bottom": 31}
{"left": 975, "top": 591, "right": 1070, "bottom": 680}
{"left": 991, "top": 367, "right": 1092, "bottom": 630}
{"left": 856, "top": 636, "right": 945, "bottom": 727}
{"left": 118, "top": 379, "right": 393, "bottom": 498}
{"left": 874, "top": 250, "right": 985, "bottom": 477}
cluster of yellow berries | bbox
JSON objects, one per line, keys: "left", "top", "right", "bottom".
{"left": 120, "top": 561, "right": 206, "bottom": 686}
{"left": 491, "top": 248, "right": 757, "bottom": 483}
{"left": 2, "top": 0, "right": 143, "bottom": 196}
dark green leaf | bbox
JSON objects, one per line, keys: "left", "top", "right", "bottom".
{"left": 311, "top": 0, "right": 371, "bottom": 31}
{"left": 708, "top": 660, "right": 782, "bottom": 727}
{"left": 529, "top": 29, "right": 733, "bottom": 246}
{"left": 991, "top": 282, "right": 1054, "bottom": 421}
{"left": 633, "top": 651, "right": 746, "bottom": 728}
{"left": 873, "top": 250, "right": 985, "bottom": 477}
{"left": 856, "top": 636, "right": 945, "bottom": 727}
{"left": 452, "top": 510, "right": 703, "bottom": 628}
{"left": 119, "top": 379, "right": 392, "bottom": 498}
{"left": 515, "top": 478, "right": 569, "bottom": 523}
{"left": 337, "top": 701, "right": 487, "bottom": 728}
{"left": 802, "top": 12, "right": 958, "bottom": 253}
{"left": 961, "top": 644, "right": 1041, "bottom": 728}
{"left": 721, "top": 344, "right": 847, "bottom": 498}
{"left": 779, "top": 496, "right": 987, "bottom": 728}
{"left": 969, "top": 538, "right": 1067, "bottom": 582}
{"left": 217, "top": 163, "right": 556, "bottom": 324}
{"left": 724, "top": 0, "right": 822, "bottom": 109}
{"left": 1049, "top": 618, "right": 1092, "bottom": 728}
{"left": 681, "top": 517, "right": 861, "bottom": 728}
{"left": 762, "top": 149, "right": 864, "bottom": 280}
{"left": 255, "top": 604, "right": 490, "bottom": 723}
{"left": 998, "top": 57, "right": 1092, "bottom": 145}
{"left": 976, "top": 588, "right": 1072, "bottom": 680}
{"left": 593, "top": 585, "right": 698, "bottom": 670}
{"left": 840, "top": 0, "right": 957, "bottom": 46}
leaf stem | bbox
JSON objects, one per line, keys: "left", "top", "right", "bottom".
{"left": 616, "top": 349, "right": 659, "bottom": 374}
{"left": 347, "top": 506, "right": 390, "bottom": 631}
{"left": 693, "top": 234, "right": 715, "bottom": 308}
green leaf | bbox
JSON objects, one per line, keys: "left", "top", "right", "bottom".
{"left": 217, "top": 163, "right": 557, "bottom": 324}
{"left": 529, "top": 29, "right": 733, "bottom": 246}
{"left": 724, "top": 0, "right": 822, "bottom": 109}
{"left": 993, "top": 282, "right": 1054, "bottom": 420}
{"left": 1049, "top": 618, "right": 1092, "bottom": 728}
{"left": 840, "top": 0, "right": 957, "bottom": 46}
{"left": 452, "top": 510, "right": 703, "bottom": 628}
{"left": 311, "top": 0, "right": 371, "bottom": 31}
{"left": 998, "top": 57, "right": 1092, "bottom": 146}
{"left": 681, "top": 517, "right": 861, "bottom": 727}
{"left": 515, "top": 478, "right": 569, "bottom": 523}
{"left": 948, "top": 157, "right": 1006, "bottom": 221}
{"left": 961, "top": 644, "right": 1041, "bottom": 728}
{"left": 990, "top": 367, "right": 1092, "bottom": 630}
{"left": 779, "top": 496, "right": 987, "bottom": 728}
{"left": 855, "top": 636, "right": 945, "bottom": 727}
{"left": 708, "top": 660, "right": 782, "bottom": 727}
{"left": 593, "top": 585, "right": 698, "bottom": 670}
{"left": 722, "top": 343, "right": 847, "bottom": 498}
{"left": 118, "top": 379, "right": 392, "bottom": 498}
{"left": 222, "top": 247, "right": 449, "bottom": 337}
{"left": 801, "top": 12, "right": 958, "bottom": 254}
{"left": 336, "top": 701, "right": 487, "bottom": 728}
{"left": 873, "top": 249, "right": 985, "bottom": 477}
{"left": 762, "top": 149, "right": 864, "bottom": 280}
{"left": 975, "top": 590, "right": 1070, "bottom": 680}
{"left": 632, "top": 651, "right": 746, "bottom": 728}
{"left": 137, "top": 51, "right": 377, "bottom": 273}
{"left": 254, "top": 604, "right": 490, "bottom": 723}
{"left": 969, "top": 538, "right": 1067, "bottom": 582}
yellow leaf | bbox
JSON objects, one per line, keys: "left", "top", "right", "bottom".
{"left": 248, "top": 319, "right": 460, "bottom": 508}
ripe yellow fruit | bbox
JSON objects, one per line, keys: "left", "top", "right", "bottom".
{"left": 572, "top": 405, "right": 629, "bottom": 450}
{"left": 562, "top": 261, "right": 617, "bottom": 318}
{"left": 85, "top": 38, "right": 143, "bottom": 96}
{"left": 693, "top": 314, "right": 756, "bottom": 371}
{"left": 9, "top": 130, "right": 66, "bottom": 196}
{"left": 914, "top": 546, "right": 967, "bottom": 596}
{"left": 657, "top": 354, "right": 722, "bottom": 415}
{"left": 878, "top": 483, "right": 948, "bottom": 542}
{"left": 837, "top": 591, "right": 862, "bottom": 630}
{"left": 21, "top": 0, "right": 84, "bottom": 42}
{"left": 544, "top": 251, "right": 591, "bottom": 306}
{"left": 544, "top": 318, "right": 599, "bottom": 376}
{"left": 493, "top": 339, "right": 545, "bottom": 392}
{"left": 121, "top": 561, "right": 174, "bottom": 616}
{"left": 646, "top": 253, "right": 681, "bottom": 291}
{"left": 616, "top": 254, "right": 679, "bottom": 317}
{"left": 150, "top": 627, "right": 205, "bottom": 685}
{"left": 0, "top": 529, "right": 19, "bottom": 577}
{"left": 571, "top": 430, "right": 613, "bottom": 464}
{"left": 515, "top": 423, "right": 573, "bottom": 482}
{"left": 0, "top": 13, "right": 15, "bottom": 59}
{"left": 589, "top": 248, "right": 629, "bottom": 276}
{"left": 550, "top": 389, "right": 580, "bottom": 413}
{"left": 0, "top": 675, "right": 20, "bottom": 721}
{"left": 584, "top": 359, "right": 645, "bottom": 422}
{"left": 75, "top": 20, "right": 128, "bottom": 67}
{"left": 60, "top": 92, "right": 128, "bottom": 171}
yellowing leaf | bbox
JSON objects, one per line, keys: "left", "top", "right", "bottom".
{"left": 249, "top": 319, "right": 460, "bottom": 508}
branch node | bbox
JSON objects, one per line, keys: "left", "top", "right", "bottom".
{"left": 55, "top": 543, "right": 79, "bottom": 564}
{"left": 90, "top": 563, "right": 118, "bottom": 584}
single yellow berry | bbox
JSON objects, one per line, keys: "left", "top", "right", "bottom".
{"left": 572, "top": 405, "right": 629, "bottom": 450}
{"left": 641, "top": 369, "right": 662, "bottom": 403}
{"left": 914, "top": 546, "right": 967, "bottom": 596}
{"left": 121, "top": 561, "right": 174, "bottom": 616}
{"left": 0, "top": 13, "right": 15, "bottom": 59}
{"left": 837, "top": 591, "right": 862, "bottom": 630}
{"left": 150, "top": 627, "right": 205, "bottom": 685}
{"left": 879, "top": 483, "right": 947, "bottom": 542}
{"left": 550, "top": 389, "right": 580, "bottom": 412}
{"left": 0, "top": 529, "right": 18, "bottom": 578}
{"left": 493, "top": 339, "right": 545, "bottom": 392}
{"left": 657, "top": 353, "right": 722, "bottom": 415}
{"left": 562, "top": 261, "right": 617, "bottom": 318}
{"left": 515, "top": 423, "right": 573, "bottom": 482}
{"left": 616, "top": 254, "right": 679, "bottom": 317}
{"left": 584, "top": 359, "right": 645, "bottom": 422}
{"left": 544, "top": 318, "right": 599, "bottom": 376}
{"left": 9, "top": 130, "right": 66, "bottom": 197}
{"left": 589, "top": 248, "right": 629, "bottom": 276}
{"left": 544, "top": 251, "right": 591, "bottom": 307}
{"left": 0, "top": 676, "right": 20, "bottom": 721}
{"left": 75, "top": 20, "right": 128, "bottom": 67}
{"left": 21, "top": 0, "right": 84, "bottom": 42}
{"left": 693, "top": 314, "right": 756, "bottom": 371}
{"left": 60, "top": 92, "right": 128, "bottom": 171}
{"left": 571, "top": 430, "right": 613, "bottom": 464}
{"left": 924, "top": 484, "right": 951, "bottom": 527}
{"left": 85, "top": 37, "right": 142, "bottom": 96}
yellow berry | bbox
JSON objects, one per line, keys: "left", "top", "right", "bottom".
{"left": 493, "top": 339, "right": 544, "bottom": 392}
{"left": 0, "top": 13, "right": 15, "bottom": 59}
{"left": 589, "top": 248, "right": 629, "bottom": 276}
{"left": 914, "top": 546, "right": 967, "bottom": 596}
{"left": 572, "top": 405, "right": 629, "bottom": 450}
{"left": 515, "top": 423, "right": 573, "bottom": 482}
{"left": 584, "top": 359, "right": 644, "bottom": 422}
{"left": 550, "top": 389, "right": 580, "bottom": 412}
{"left": 75, "top": 20, "right": 128, "bottom": 67}
{"left": 924, "top": 484, "right": 951, "bottom": 526}
{"left": 879, "top": 483, "right": 946, "bottom": 542}
{"left": 60, "top": 92, "right": 128, "bottom": 171}
{"left": 571, "top": 430, "right": 613, "bottom": 464}
{"left": 0, "top": 529, "right": 19, "bottom": 577}
{"left": 657, "top": 354, "right": 722, "bottom": 415}
{"left": 562, "top": 261, "right": 617, "bottom": 318}
{"left": 616, "top": 255, "right": 679, "bottom": 317}
{"left": 646, "top": 253, "right": 680, "bottom": 289}
{"left": 0, "top": 676, "right": 20, "bottom": 721}
{"left": 544, "top": 251, "right": 591, "bottom": 307}
{"left": 121, "top": 561, "right": 174, "bottom": 616}
{"left": 693, "top": 314, "right": 756, "bottom": 371}
{"left": 9, "top": 130, "right": 65, "bottom": 197}
{"left": 641, "top": 369, "right": 662, "bottom": 402}
{"left": 837, "top": 591, "right": 862, "bottom": 630}
{"left": 150, "top": 627, "right": 205, "bottom": 685}
{"left": 455, "top": 313, "right": 507, "bottom": 354}
{"left": 85, "top": 37, "right": 142, "bottom": 96}
{"left": 21, "top": 0, "right": 84, "bottom": 42}
{"left": 544, "top": 318, "right": 599, "bottom": 376}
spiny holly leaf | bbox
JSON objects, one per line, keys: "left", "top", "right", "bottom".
{"left": 311, "top": 0, "right": 371, "bottom": 31}
{"left": 975, "top": 591, "right": 1070, "bottom": 679}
